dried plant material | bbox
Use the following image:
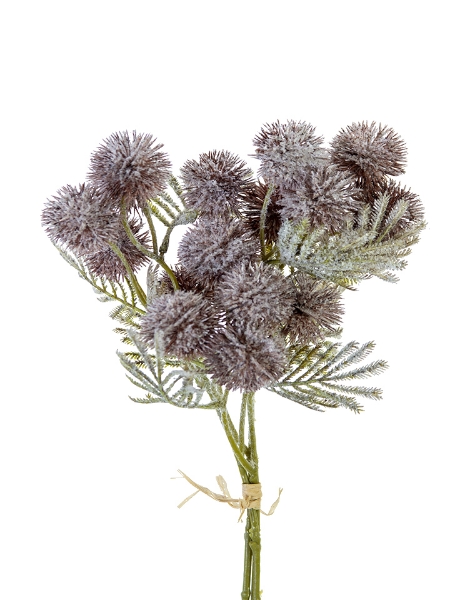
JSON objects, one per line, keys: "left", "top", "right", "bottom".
{"left": 43, "top": 122, "right": 424, "bottom": 600}
{"left": 215, "top": 261, "right": 295, "bottom": 333}
{"left": 284, "top": 273, "right": 344, "bottom": 344}
{"left": 204, "top": 327, "right": 287, "bottom": 391}
{"left": 330, "top": 121, "right": 407, "bottom": 192}
{"left": 140, "top": 290, "right": 217, "bottom": 358}
{"left": 88, "top": 131, "right": 171, "bottom": 211}
{"left": 242, "top": 181, "right": 283, "bottom": 244}
{"left": 180, "top": 150, "right": 254, "bottom": 218}
{"left": 252, "top": 120, "right": 328, "bottom": 188}
{"left": 177, "top": 217, "right": 260, "bottom": 282}
{"left": 41, "top": 183, "right": 118, "bottom": 255}
{"left": 278, "top": 164, "right": 361, "bottom": 233}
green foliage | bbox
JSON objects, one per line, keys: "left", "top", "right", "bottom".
{"left": 118, "top": 329, "right": 227, "bottom": 409}
{"left": 55, "top": 243, "right": 145, "bottom": 315}
{"left": 269, "top": 335, "right": 388, "bottom": 413}
{"left": 277, "top": 193, "right": 425, "bottom": 286}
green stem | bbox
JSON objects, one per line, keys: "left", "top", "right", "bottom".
{"left": 108, "top": 242, "right": 147, "bottom": 307}
{"left": 120, "top": 199, "right": 180, "bottom": 291}
{"left": 218, "top": 408, "right": 256, "bottom": 477}
{"left": 241, "top": 512, "right": 252, "bottom": 600}
{"left": 143, "top": 203, "right": 159, "bottom": 254}
{"left": 259, "top": 185, "right": 273, "bottom": 261}
{"left": 246, "top": 393, "right": 261, "bottom": 600}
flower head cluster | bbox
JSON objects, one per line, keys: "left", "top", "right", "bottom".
{"left": 180, "top": 150, "right": 254, "bottom": 218}
{"left": 88, "top": 130, "right": 171, "bottom": 211}
{"left": 43, "top": 122, "right": 423, "bottom": 394}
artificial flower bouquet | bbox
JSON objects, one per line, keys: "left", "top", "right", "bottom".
{"left": 42, "top": 120, "right": 424, "bottom": 599}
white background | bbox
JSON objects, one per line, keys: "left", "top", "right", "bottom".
{"left": 1, "top": 1, "right": 448, "bottom": 598}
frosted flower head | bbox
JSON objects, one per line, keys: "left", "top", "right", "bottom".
{"left": 180, "top": 150, "right": 254, "bottom": 218}
{"left": 278, "top": 164, "right": 361, "bottom": 233}
{"left": 88, "top": 131, "right": 172, "bottom": 211}
{"left": 284, "top": 273, "right": 344, "bottom": 344}
{"left": 215, "top": 261, "right": 295, "bottom": 333}
{"left": 252, "top": 120, "right": 328, "bottom": 188}
{"left": 177, "top": 217, "right": 260, "bottom": 284}
{"left": 330, "top": 122, "right": 407, "bottom": 191}
{"left": 140, "top": 290, "right": 217, "bottom": 358}
{"left": 204, "top": 327, "right": 287, "bottom": 392}
{"left": 242, "top": 181, "right": 283, "bottom": 244}
{"left": 84, "top": 218, "right": 151, "bottom": 281}
{"left": 41, "top": 183, "right": 118, "bottom": 255}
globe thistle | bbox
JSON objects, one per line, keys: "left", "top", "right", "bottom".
{"left": 215, "top": 262, "right": 295, "bottom": 333}
{"left": 88, "top": 131, "right": 172, "bottom": 211}
{"left": 84, "top": 218, "right": 151, "bottom": 282}
{"left": 41, "top": 183, "right": 118, "bottom": 255}
{"left": 252, "top": 120, "right": 328, "bottom": 189}
{"left": 241, "top": 181, "right": 283, "bottom": 244}
{"left": 140, "top": 290, "right": 217, "bottom": 358}
{"left": 284, "top": 273, "right": 344, "bottom": 345}
{"left": 278, "top": 164, "right": 361, "bottom": 233}
{"left": 177, "top": 218, "right": 260, "bottom": 284}
{"left": 330, "top": 121, "right": 407, "bottom": 193}
{"left": 204, "top": 327, "right": 287, "bottom": 392}
{"left": 180, "top": 150, "right": 255, "bottom": 218}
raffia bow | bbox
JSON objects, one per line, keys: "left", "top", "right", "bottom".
{"left": 174, "top": 469, "right": 283, "bottom": 522}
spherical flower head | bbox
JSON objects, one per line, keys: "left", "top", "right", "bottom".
{"left": 278, "top": 164, "right": 361, "bottom": 233}
{"left": 215, "top": 261, "right": 295, "bottom": 333}
{"left": 140, "top": 290, "right": 218, "bottom": 358}
{"left": 41, "top": 183, "right": 118, "bottom": 255}
{"left": 204, "top": 327, "right": 287, "bottom": 392}
{"left": 284, "top": 273, "right": 344, "bottom": 345}
{"left": 180, "top": 150, "right": 255, "bottom": 218}
{"left": 84, "top": 218, "right": 151, "bottom": 282}
{"left": 252, "top": 120, "right": 328, "bottom": 188}
{"left": 177, "top": 217, "right": 260, "bottom": 284}
{"left": 88, "top": 131, "right": 172, "bottom": 211}
{"left": 330, "top": 121, "right": 407, "bottom": 192}
{"left": 242, "top": 181, "right": 283, "bottom": 244}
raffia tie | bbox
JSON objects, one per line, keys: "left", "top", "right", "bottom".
{"left": 174, "top": 470, "right": 283, "bottom": 522}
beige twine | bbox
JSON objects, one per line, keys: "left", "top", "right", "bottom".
{"left": 174, "top": 470, "right": 283, "bottom": 522}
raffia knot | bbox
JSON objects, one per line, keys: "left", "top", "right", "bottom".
{"left": 174, "top": 470, "right": 282, "bottom": 522}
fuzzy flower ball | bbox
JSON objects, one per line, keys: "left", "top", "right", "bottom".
{"left": 215, "top": 262, "right": 295, "bottom": 333}
{"left": 252, "top": 120, "right": 328, "bottom": 189}
{"left": 330, "top": 122, "right": 407, "bottom": 191}
{"left": 180, "top": 150, "right": 254, "bottom": 218}
{"left": 88, "top": 131, "right": 172, "bottom": 211}
{"left": 242, "top": 181, "right": 283, "bottom": 244}
{"left": 204, "top": 328, "right": 287, "bottom": 392}
{"left": 278, "top": 164, "right": 360, "bottom": 233}
{"left": 41, "top": 183, "right": 118, "bottom": 255}
{"left": 140, "top": 291, "right": 217, "bottom": 358}
{"left": 284, "top": 274, "right": 344, "bottom": 345}
{"left": 85, "top": 218, "right": 151, "bottom": 282}
{"left": 177, "top": 218, "right": 260, "bottom": 283}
